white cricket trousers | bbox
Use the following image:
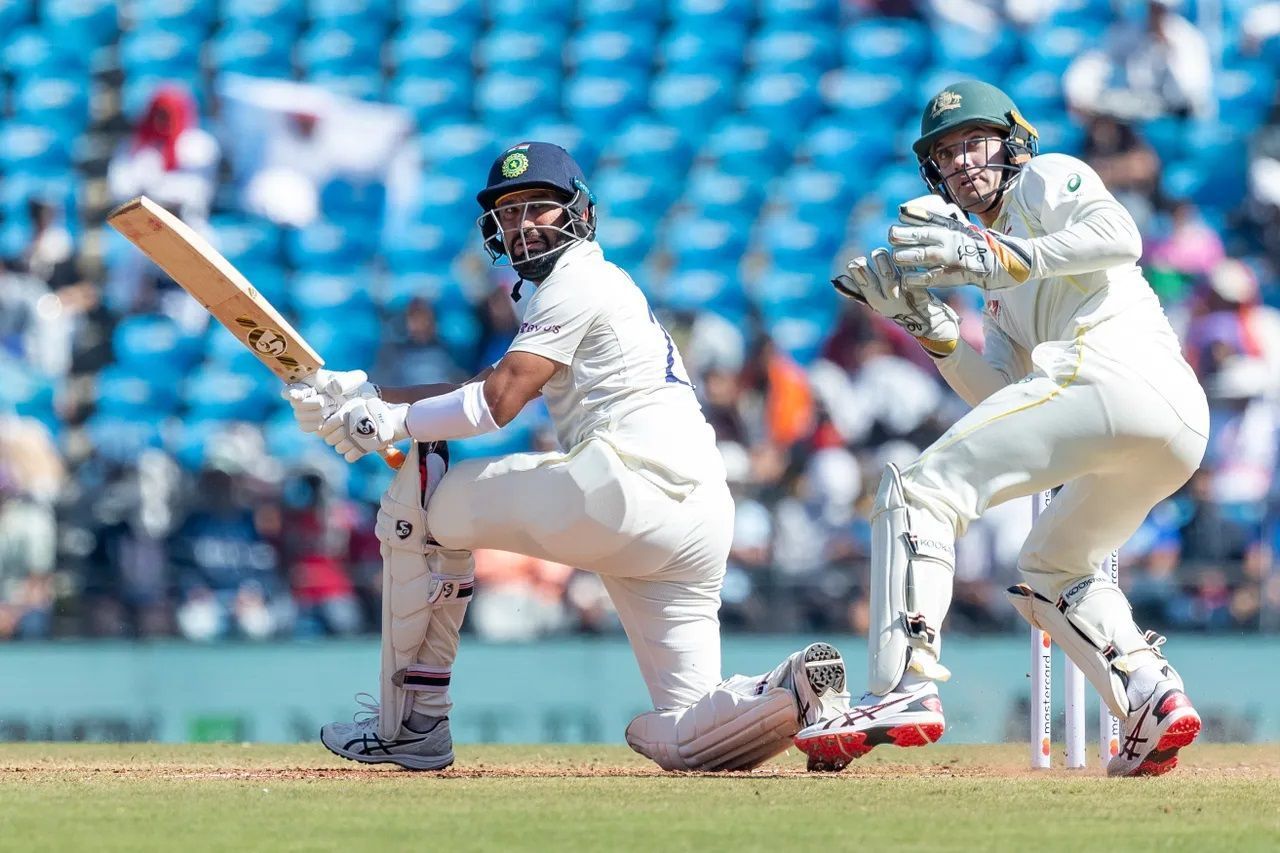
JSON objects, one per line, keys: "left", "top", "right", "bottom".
{"left": 426, "top": 437, "right": 735, "bottom": 710}
{"left": 902, "top": 308, "right": 1210, "bottom": 601}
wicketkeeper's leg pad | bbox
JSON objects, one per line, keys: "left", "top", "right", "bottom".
{"left": 1006, "top": 579, "right": 1164, "bottom": 719}
{"left": 625, "top": 675, "right": 800, "bottom": 772}
{"left": 376, "top": 443, "right": 474, "bottom": 740}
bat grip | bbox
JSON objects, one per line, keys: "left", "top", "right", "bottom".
{"left": 379, "top": 446, "right": 406, "bottom": 469}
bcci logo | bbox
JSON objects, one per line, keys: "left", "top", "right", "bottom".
{"left": 246, "top": 327, "right": 287, "bottom": 356}
{"left": 355, "top": 417, "right": 377, "bottom": 437}
{"left": 930, "top": 90, "right": 963, "bottom": 118}
{"left": 501, "top": 151, "right": 529, "bottom": 178}
{"left": 395, "top": 520, "right": 412, "bottom": 539}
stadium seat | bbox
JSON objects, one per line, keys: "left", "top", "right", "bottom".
{"left": 476, "top": 72, "right": 559, "bottom": 138}
{"left": 800, "top": 116, "right": 897, "bottom": 175}
{"left": 823, "top": 70, "right": 915, "bottom": 124}
{"left": 435, "top": 306, "right": 482, "bottom": 360}
{"left": 657, "top": 268, "right": 749, "bottom": 323}
{"left": 593, "top": 214, "right": 650, "bottom": 270}
{"left": 935, "top": 25, "right": 1021, "bottom": 69}
{"left": 782, "top": 163, "right": 854, "bottom": 225}
{"left": 0, "top": 124, "right": 73, "bottom": 173}
{"left": 476, "top": 28, "right": 559, "bottom": 74}
{"left": 602, "top": 118, "right": 694, "bottom": 178}
{"left": 182, "top": 364, "right": 278, "bottom": 422}
{"left": 579, "top": 0, "right": 663, "bottom": 28}
{"left": 111, "top": 314, "right": 204, "bottom": 374}
{"left": 129, "top": 0, "right": 217, "bottom": 32}
{"left": 523, "top": 121, "right": 597, "bottom": 174}
{"left": 1141, "top": 116, "right": 1186, "bottom": 163}
{"left": 44, "top": 0, "right": 119, "bottom": 47}
{"left": 222, "top": 0, "right": 306, "bottom": 29}
{"left": 209, "top": 215, "right": 284, "bottom": 268}
{"left": 566, "top": 74, "right": 649, "bottom": 136}
{"left": 121, "top": 74, "right": 205, "bottom": 119}
{"left": 701, "top": 118, "right": 791, "bottom": 184}
{"left": 388, "top": 24, "right": 474, "bottom": 75}
{"left": 0, "top": 356, "right": 56, "bottom": 430}
{"left": 410, "top": 174, "right": 476, "bottom": 228}
{"left": 320, "top": 179, "right": 387, "bottom": 224}
{"left": 389, "top": 73, "right": 472, "bottom": 128}
{"left": 85, "top": 415, "right": 164, "bottom": 463}
{"left": 568, "top": 26, "right": 655, "bottom": 75}
{"left": 0, "top": 0, "right": 33, "bottom": 31}
{"left": 1033, "top": 119, "right": 1084, "bottom": 157}
{"left": 285, "top": 220, "right": 378, "bottom": 270}
{"left": 760, "top": 0, "right": 838, "bottom": 26}
{"left": 298, "top": 25, "right": 384, "bottom": 76}
{"left": 746, "top": 267, "right": 830, "bottom": 313}
{"left": 666, "top": 211, "right": 750, "bottom": 271}
{"left": 119, "top": 26, "right": 202, "bottom": 77}
{"left": 291, "top": 270, "right": 377, "bottom": 321}
{"left": 658, "top": 25, "right": 748, "bottom": 75}
{"left": 420, "top": 123, "right": 497, "bottom": 181}
{"left": 741, "top": 70, "right": 823, "bottom": 143}
{"left": 382, "top": 220, "right": 467, "bottom": 273}
{"left": 310, "top": 0, "right": 392, "bottom": 28}
{"left": 12, "top": 76, "right": 91, "bottom": 129}
{"left": 1006, "top": 69, "right": 1066, "bottom": 117}
{"left": 383, "top": 271, "right": 472, "bottom": 312}
{"left": 684, "top": 167, "right": 766, "bottom": 220}
{"left": 841, "top": 19, "right": 932, "bottom": 72}
{"left": 760, "top": 212, "right": 842, "bottom": 277}
{"left": 1024, "top": 26, "right": 1090, "bottom": 74}
{"left": 93, "top": 364, "right": 182, "bottom": 418}
{"left": 747, "top": 27, "right": 837, "bottom": 73}
{"left": 209, "top": 25, "right": 294, "bottom": 77}
{"left": 767, "top": 310, "right": 831, "bottom": 364}
{"left": 1216, "top": 64, "right": 1274, "bottom": 129}
{"left": 671, "top": 0, "right": 754, "bottom": 25}
{"left": 221, "top": 261, "right": 291, "bottom": 311}
{"left": 400, "top": 0, "right": 485, "bottom": 28}
{"left": 488, "top": 0, "right": 573, "bottom": 30}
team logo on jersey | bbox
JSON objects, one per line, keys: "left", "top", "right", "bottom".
{"left": 501, "top": 151, "right": 529, "bottom": 178}
{"left": 1066, "top": 173, "right": 1082, "bottom": 192}
{"left": 930, "top": 90, "right": 962, "bottom": 118}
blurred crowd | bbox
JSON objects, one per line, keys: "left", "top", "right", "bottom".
{"left": 2, "top": 0, "right": 1279, "bottom": 642}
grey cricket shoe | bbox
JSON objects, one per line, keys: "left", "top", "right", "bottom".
{"left": 321, "top": 697, "right": 454, "bottom": 771}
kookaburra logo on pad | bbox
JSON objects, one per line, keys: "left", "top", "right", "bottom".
{"left": 931, "top": 91, "right": 962, "bottom": 118}
{"left": 355, "top": 417, "right": 377, "bottom": 437}
{"left": 395, "top": 520, "right": 412, "bottom": 539}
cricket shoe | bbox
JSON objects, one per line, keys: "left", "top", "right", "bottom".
{"left": 794, "top": 681, "right": 945, "bottom": 772}
{"left": 1107, "top": 673, "right": 1201, "bottom": 778}
{"left": 772, "top": 642, "right": 850, "bottom": 727}
{"left": 321, "top": 694, "right": 454, "bottom": 771}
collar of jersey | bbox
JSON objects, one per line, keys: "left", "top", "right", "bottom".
{"left": 539, "top": 239, "right": 603, "bottom": 285}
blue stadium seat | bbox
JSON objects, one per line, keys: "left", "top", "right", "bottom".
{"left": 1006, "top": 69, "right": 1066, "bottom": 117}
{"left": 223, "top": 0, "right": 306, "bottom": 29}
{"left": 476, "top": 29, "right": 559, "bottom": 73}
{"left": 400, "top": 0, "right": 485, "bottom": 28}
{"left": 121, "top": 74, "right": 205, "bottom": 118}
{"left": 748, "top": 27, "right": 836, "bottom": 73}
{"left": 435, "top": 306, "right": 482, "bottom": 360}
{"left": 579, "top": 0, "right": 663, "bottom": 28}
{"left": 671, "top": 0, "right": 753, "bottom": 24}
{"left": 0, "top": 173, "right": 77, "bottom": 226}
{"left": 476, "top": 72, "right": 559, "bottom": 138}
{"left": 210, "top": 26, "right": 294, "bottom": 77}
{"left": 767, "top": 311, "right": 831, "bottom": 364}
{"left": 800, "top": 116, "right": 896, "bottom": 175}
{"left": 1024, "top": 25, "right": 1089, "bottom": 74}
{"left": 566, "top": 73, "right": 648, "bottom": 136}
{"left": 823, "top": 70, "right": 915, "bottom": 124}
{"left": 871, "top": 162, "right": 929, "bottom": 218}
{"left": 1216, "top": 64, "right": 1274, "bottom": 129}
{"left": 594, "top": 214, "right": 650, "bottom": 270}
{"left": 522, "top": 121, "right": 597, "bottom": 174}
{"left": 308, "top": 69, "right": 384, "bottom": 102}
{"left": 209, "top": 215, "right": 284, "bottom": 267}
{"left": 119, "top": 26, "right": 202, "bottom": 77}
{"left": 44, "top": 0, "right": 118, "bottom": 47}
{"left": 291, "top": 270, "right": 377, "bottom": 321}
{"left": 298, "top": 25, "right": 384, "bottom": 75}
{"left": 389, "top": 25, "right": 474, "bottom": 75}
{"left": 666, "top": 211, "right": 750, "bottom": 271}
{"left": 321, "top": 179, "right": 387, "bottom": 224}
{"left": 130, "top": 0, "right": 217, "bottom": 33}
{"left": 285, "top": 220, "right": 378, "bottom": 270}
{"left": 420, "top": 123, "right": 497, "bottom": 181}
{"left": 761, "top": 212, "right": 842, "bottom": 276}
{"left": 382, "top": 220, "right": 467, "bottom": 273}
{"left": 411, "top": 174, "right": 475, "bottom": 227}
{"left": 701, "top": 118, "right": 790, "bottom": 184}
{"left": 0, "top": 356, "right": 56, "bottom": 430}
{"left": 12, "top": 76, "right": 91, "bottom": 129}
{"left": 1140, "top": 116, "right": 1186, "bottom": 163}
{"left": 746, "top": 267, "right": 829, "bottom": 313}
{"left": 741, "top": 70, "right": 823, "bottom": 143}
{"left": 389, "top": 73, "right": 471, "bottom": 127}
{"left": 568, "top": 26, "right": 656, "bottom": 75}
{"left": 659, "top": 25, "right": 748, "bottom": 75}
{"left": 1033, "top": 119, "right": 1084, "bottom": 156}
{"left": 383, "top": 271, "right": 472, "bottom": 312}
{"left": 603, "top": 118, "right": 694, "bottom": 177}
{"left": 93, "top": 364, "right": 182, "bottom": 418}
{"left": 488, "top": 0, "right": 573, "bottom": 28}
{"left": 841, "top": 18, "right": 931, "bottom": 72}
{"left": 657, "top": 269, "right": 748, "bottom": 323}
{"left": 761, "top": 0, "right": 838, "bottom": 26}
{"left": 783, "top": 164, "right": 854, "bottom": 224}
{"left": 0, "top": 0, "right": 34, "bottom": 31}
{"left": 221, "top": 261, "right": 291, "bottom": 312}
{"left": 310, "top": 0, "right": 392, "bottom": 28}
{"left": 3, "top": 28, "right": 90, "bottom": 78}
{"left": 1163, "top": 126, "right": 1248, "bottom": 210}
{"left": 685, "top": 168, "right": 766, "bottom": 220}
{"left": 183, "top": 364, "right": 277, "bottom": 422}
{"left": 112, "top": 314, "right": 204, "bottom": 374}
{"left": 85, "top": 415, "right": 164, "bottom": 462}
{"left": 593, "top": 166, "right": 677, "bottom": 222}
{"left": 936, "top": 26, "right": 1021, "bottom": 69}
{"left": 0, "top": 124, "right": 73, "bottom": 173}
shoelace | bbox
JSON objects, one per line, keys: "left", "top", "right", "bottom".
{"left": 352, "top": 692, "right": 380, "bottom": 730}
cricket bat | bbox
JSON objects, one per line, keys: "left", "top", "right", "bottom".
{"left": 107, "top": 195, "right": 404, "bottom": 469}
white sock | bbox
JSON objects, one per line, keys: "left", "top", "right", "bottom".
{"left": 896, "top": 672, "right": 936, "bottom": 695}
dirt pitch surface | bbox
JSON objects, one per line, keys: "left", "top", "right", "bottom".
{"left": 2, "top": 743, "right": 1278, "bottom": 851}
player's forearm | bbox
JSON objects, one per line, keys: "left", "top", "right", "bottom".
{"left": 932, "top": 337, "right": 1013, "bottom": 407}
{"left": 1028, "top": 199, "right": 1141, "bottom": 279}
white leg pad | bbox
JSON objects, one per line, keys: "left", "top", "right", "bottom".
{"left": 625, "top": 676, "right": 801, "bottom": 771}
{"left": 1006, "top": 580, "right": 1161, "bottom": 719}
{"left": 868, "top": 465, "right": 954, "bottom": 695}
{"left": 375, "top": 444, "right": 473, "bottom": 740}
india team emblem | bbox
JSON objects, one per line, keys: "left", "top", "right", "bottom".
{"left": 502, "top": 150, "right": 529, "bottom": 178}
{"left": 930, "top": 90, "right": 963, "bottom": 118}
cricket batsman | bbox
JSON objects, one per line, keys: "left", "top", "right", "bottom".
{"left": 794, "top": 81, "right": 1209, "bottom": 777}
{"left": 284, "top": 142, "right": 848, "bottom": 771}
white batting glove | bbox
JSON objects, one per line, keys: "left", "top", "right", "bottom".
{"left": 888, "top": 202, "right": 1035, "bottom": 290}
{"left": 833, "top": 248, "right": 960, "bottom": 356}
{"left": 281, "top": 368, "right": 376, "bottom": 434}
{"left": 318, "top": 396, "right": 410, "bottom": 463}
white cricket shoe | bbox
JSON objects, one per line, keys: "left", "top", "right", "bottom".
{"left": 321, "top": 694, "right": 455, "bottom": 771}
{"left": 794, "top": 681, "right": 946, "bottom": 772}
{"left": 770, "top": 642, "right": 850, "bottom": 727}
{"left": 1107, "top": 669, "right": 1201, "bottom": 778}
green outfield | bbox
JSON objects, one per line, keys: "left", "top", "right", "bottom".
{"left": 2, "top": 743, "right": 1277, "bottom": 852}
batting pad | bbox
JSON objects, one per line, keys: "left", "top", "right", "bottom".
{"left": 625, "top": 678, "right": 800, "bottom": 772}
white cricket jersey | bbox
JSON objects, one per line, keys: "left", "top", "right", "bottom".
{"left": 507, "top": 240, "right": 725, "bottom": 494}
{"left": 969, "top": 154, "right": 1199, "bottom": 394}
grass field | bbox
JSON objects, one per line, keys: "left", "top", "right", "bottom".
{"left": 2, "top": 743, "right": 1278, "bottom": 852}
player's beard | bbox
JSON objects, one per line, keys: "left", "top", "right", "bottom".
{"left": 509, "top": 229, "right": 567, "bottom": 281}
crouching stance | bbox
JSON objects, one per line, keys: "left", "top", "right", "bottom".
{"left": 293, "top": 143, "right": 848, "bottom": 771}
{"left": 795, "top": 82, "right": 1207, "bottom": 777}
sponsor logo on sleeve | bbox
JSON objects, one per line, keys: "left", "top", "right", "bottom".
{"left": 518, "top": 322, "right": 562, "bottom": 335}
{"left": 1066, "top": 173, "right": 1082, "bottom": 192}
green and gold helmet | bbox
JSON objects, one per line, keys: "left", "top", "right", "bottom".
{"left": 913, "top": 80, "right": 1039, "bottom": 213}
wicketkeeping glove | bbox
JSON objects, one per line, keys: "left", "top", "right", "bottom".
{"left": 888, "top": 203, "right": 1035, "bottom": 290}
{"left": 832, "top": 248, "right": 960, "bottom": 356}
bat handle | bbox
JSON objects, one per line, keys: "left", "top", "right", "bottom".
{"left": 379, "top": 446, "right": 405, "bottom": 469}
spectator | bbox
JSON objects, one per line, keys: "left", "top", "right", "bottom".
{"left": 469, "top": 550, "right": 574, "bottom": 641}
{"left": 1083, "top": 115, "right": 1163, "bottom": 232}
{"left": 1064, "top": 0, "right": 1213, "bottom": 121}
{"left": 0, "top": 258, "right": 73, "bottom": 379}
{"left": 375, "top": 298, "right": 467, "bottom": 388}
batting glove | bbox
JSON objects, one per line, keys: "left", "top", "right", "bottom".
{"left": 888, "top": 203, "right": 1034, "bottom": 290}
{"left": 833, "top": 248, "right": 960, "bottom": 356}
{"left": 281, "top": 368, "right": 377, "bottom": 434}
{"left": 318, "top": 396, "right": 410, "bottom": 463}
